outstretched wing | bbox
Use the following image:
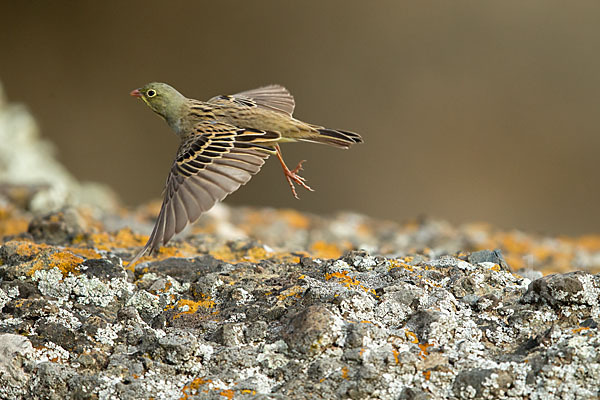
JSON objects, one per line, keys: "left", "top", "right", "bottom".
{"left": 130, "top": 121, "right": 280, "bottom": 265}
{"left": 208, "top": 84, "right": 295, "bottom": 115}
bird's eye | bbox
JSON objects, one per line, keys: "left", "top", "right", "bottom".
{"left": 147, "top": 89, "right": 157, "bottom": 97}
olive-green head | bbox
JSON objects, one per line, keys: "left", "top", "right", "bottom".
{"left": 130, "top": 82, "right": 186, "bottom": 122}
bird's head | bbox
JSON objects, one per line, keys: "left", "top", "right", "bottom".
{"left": 130, "top": 82, "right": 186, "bottom": 121}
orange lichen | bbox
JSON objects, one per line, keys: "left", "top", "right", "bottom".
{"left": 136, "top": 200, "right": 163, "bottom": 220}
{"left": 210, "top": 244, "right": 269, "bottom": 264}
{"left": 469, "top": 228, "right": 600, "bottom": 274}
{"left": 246, "top": 246, "right": 269, "bottom": 261}
{"left": 280, "top": 209, "right": 310, "bottom": 229}
{"left": 325, "top": 271, "right": 376, "bottom": 295}
{"left": 392, "top": 348, "right": 400, "bottom": 364}
{"left": 356, "top": 223, "right": 371, "bottom": 236}
{"left": 180, "top": 377, "right": 212, "bottom": 400}
{"left": 278, "top": 208, "right": 310, "bottom": 229}
{"left": 154, "top": 242, "right": 198, "bottom": 259}
{"left": 74, "top": 228, "right": 147, "bottom": 252}
{"left": 419, "top": 343, "right": 432, "bottom": 358}
{"left": 41, "top": 251, "right": 83, "bottom": 276}
{"left": 239, "top": 210, "right": 267, "bottom": 230}
{"left": 179, "top": 377, "right": 238, "bottom": 400}
{"left": 65, "top": 247, "right": 102, "bottom": 260}
{"left": 124, "top": 241, "right": 199, "bottom": 270}
{"left": 277, "top": 285, "right": 305, "bottom": 302}
{"left": 4, "top": 240, "right": 44, "bottom": 257}
{"left": 0, "top": 207, "right": 29, "bottom": 237}
{"left": 388, "top": 259, "right": 414, "bottom": 272}
{"left": 572, "top": 326, "right": 591, "bottom": 334}
{"left": 12, "top": 299, "right": 25, "bottom": 308}
{"left": 405, "top": 330, "right": 419, "bottom": 344}
{"left": 501, "top": 233, "right": 533, "bottom": 255}
{"left": 402, "top": 330, "right": 431, "bottom": 358}
{"left": 403, "top": 220, "right": 420, "bottom": 232}
{"left": 209, "top": 243, "right": 301, "bottom": 265}
{"left": 503, "top": 254, "right": 525, "bottom": 271}
{"left": 235, "top": 207, "right": 312, "bottom": 232}
{"left": 190, "top": 221, "right": 217, "bottom": 235}
{"left": 172, "top": 297, "right": 215, "bottom": 319}
{"left": 573, "top": 235, "right": 600, "bottom": 251}
{"left": 4, "top": 241, "right": 85, "bottom": 277}
{"left": 423, "top": 370, "right": 431, "bottom": 380}
{"left": 341, "top": 366, "right": 349, "bottom": 379}
{"left": 310, "top": 241, "right": 343, "bottom": 259}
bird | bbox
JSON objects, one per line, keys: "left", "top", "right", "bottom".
{"left": 128, "top": 82, "right": 363, "bottom": 265}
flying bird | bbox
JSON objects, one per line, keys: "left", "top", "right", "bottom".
{"left": 129, "top": 82, "right": 362, "bottom": 264}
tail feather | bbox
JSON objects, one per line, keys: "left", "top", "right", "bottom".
{"left": 300, "top": 128, "right": 363, "bottom": 149}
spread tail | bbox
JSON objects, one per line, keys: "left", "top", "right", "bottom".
{"left": 300, "top": 127, "right": 363, "bottom": 149}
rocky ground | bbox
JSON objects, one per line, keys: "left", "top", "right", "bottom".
{"left": 1, "top": 81, "right": 600, "bottom": 399}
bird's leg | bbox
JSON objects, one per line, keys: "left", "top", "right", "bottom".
{"left": 274, "top": 144, "right": 314, "bottom": 199}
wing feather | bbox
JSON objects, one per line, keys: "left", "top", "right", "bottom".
{"left": 213, "top": 158, "right": 260, "bottom": 174}
{"left": 173, "top": 194, "right": 188, "bottom": 233}
{"left": 163, "top": 203, "right": 176, "bottom": 245}
{"left": 196, "top": 169, "right": 239, "bottom": 194}
{"left": 206, "top": 163, "right": 250, "bottom": 183}
{"left": 179, "top": 185, "right": 202, "bottom": 221}
{"left": 208, "top": 84, "right": 295, "bottom": 115}
{"left": 185, "top": 177, "right": 217, "bottom": 208}
{"left": 129, "top": 121, "right": 279, "bottom": 264}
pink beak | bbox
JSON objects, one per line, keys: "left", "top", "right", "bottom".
{"left": 130, "top": 89, "right": 142, "bottom": 98}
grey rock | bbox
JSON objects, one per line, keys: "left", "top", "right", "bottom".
{"left": 28, "top": 362, "right": 74, "bottom": 400}
{"left": 522, "top": 271, "right": 590, "bottom": 307}
{"left": 157, "top": 329, "right": 199, "bottom": 364}
{"left": 81, "top": 257, "right": 127, "bottom": 281}
{"left": 452, "top": 368, "right": 512, "bottom": 399}
{"left": 27, "top": 208, "right": 87, "bottom": 245}
{"left": 246, "top": 320, "right": 268, "bottom": 343}
{"left": 0, "top": 334, "right": 33, "bottom": 399}
{"left": 516, "top": 268, "right": 544, "bottom": 282}
{"left": 399, "top": 387, "right": 431, "bottom": 400}
{"left": 283, "top": 305, "right": 343, "bottom": 356}
{"left": 214, "top": 323, "right": 246, "bottom": 347}
{"left": 468, "top": 248, "right": 510, "bottom": 270}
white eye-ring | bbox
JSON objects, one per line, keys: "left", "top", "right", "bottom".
{"left": 147, "top": 89, "right": 157, "bottom": 97}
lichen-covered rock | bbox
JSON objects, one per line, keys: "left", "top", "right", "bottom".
{"left": 0, "top": 334, "right": 33, "bottom": 399}
{"left": 0, "top": 215, "right": 599, "bottom": 399}
{"left": 283, "top": 305, "right": 344, "bottom": 356}
{"left": 27, "top": 208, "right": 88, "bottom": 245}
{"left": 522, "top": 271, "right": 593, "bottom": 307}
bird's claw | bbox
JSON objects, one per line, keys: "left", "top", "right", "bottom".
{"left": 274, "top": 144, "right": 314, "bottom": 199}
{"left": 291, "top": 160, "right": 307, "bottom": 175}
{"left": 284, "top": 163, "right": 314, "bottom": 199}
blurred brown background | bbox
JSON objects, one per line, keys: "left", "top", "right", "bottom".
{"left": 1, "top": 1, "right": 599, "bottom": 235}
